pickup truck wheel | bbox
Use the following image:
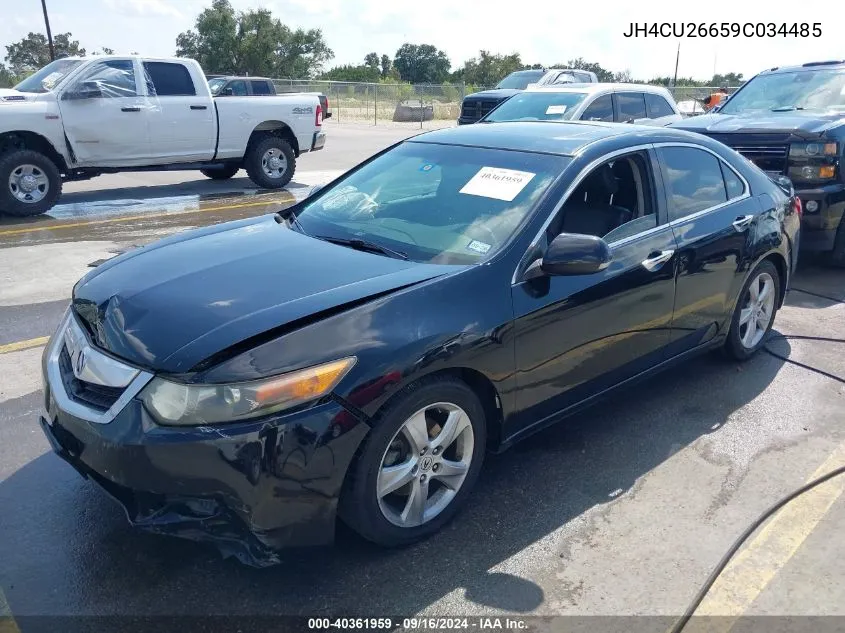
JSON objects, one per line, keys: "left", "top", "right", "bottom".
{"left": 0, "top": 150, "right": 62, "bottom": 217}
{"left": 200, "top": 165, "right": 241, "bottom": 180}
{"left": 245, "top": 136, "right": 295, "bottom": 189}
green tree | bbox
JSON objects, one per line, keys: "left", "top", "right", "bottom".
{"left": 91, "top": 47, "right": 115, "bottom": 56}
{"left": 4, "top": 32, "right": 86, "bottom": 75}
{"left": 712, "top": 72, "right": 743, "bottom": 86}
{"left": 176, "top": 0, "right": 333, "bottom": 77}
{"left": 320, "top": 64, "right": 380, "bottom": 82}
{"left": 457, "top": 50, "right": 522, "bottom": 86}
{"left": 380, "top": 54, "right": 392, "bottom": 78}
{"left": 393, "top": 43, "right": 450, "bottom": 84}
{"left": 0, "top": 63, "right": 19, "bottom": 88}
{"left": 364, "top": 52, "right": 379, "bottom": 70}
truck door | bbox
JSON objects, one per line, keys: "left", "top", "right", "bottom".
{"left": 58, "top": 59, "right": 152, "bottom": 166}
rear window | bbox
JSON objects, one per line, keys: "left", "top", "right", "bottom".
{"left": 495, "top": 70, "right": 546, "bottom": 90}
{"left": 144, "top": 62, "right": 196, "bottom": 96}
{"left": 251, "top": 80, "right": 273, "bottom": 95}
{"left": 645, "top": 93, "right": 676, "bottom": 118}
{"left": 485, "top": 92, "right": 588, "bottom": 122}
{"left": 617, "top": 92, "right": 647, "bottom": 120}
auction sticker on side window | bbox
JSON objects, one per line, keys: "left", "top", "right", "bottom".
{"left": 459, "top": 167, "right": 535, "bottom": 202}
{"left": 546, "top": 104, "right": 567, "bottom": 115}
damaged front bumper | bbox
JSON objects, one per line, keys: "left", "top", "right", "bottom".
{"left": 39, "top": 314, "right": 370, "bottom": 567}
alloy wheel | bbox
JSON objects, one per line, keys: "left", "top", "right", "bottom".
{"left": 261, "top": 148, "right": 287, "bottom": 179}
{"left": 738, "top": 271, "right": 776, "bottom": 349}
{"left": 8, "top": 164, "right": 49, "bottom": 204}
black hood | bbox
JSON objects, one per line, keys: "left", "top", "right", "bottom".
{"left": 672, "top": 110, "right": 845, "bottom": 139}
{"left": 464, "top": 89, "right": 522, "bottom": 102}
{"left": 72, "top": 216, "right": 450, "bottom": 374}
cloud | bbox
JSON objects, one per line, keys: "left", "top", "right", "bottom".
{"left": 101, "top": 0, "right": 182, "bottom": 18}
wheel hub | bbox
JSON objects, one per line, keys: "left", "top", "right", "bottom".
{"left": 268, "top": 156, "right": 283, "bottom": 169}
{"left": 420, "top": 455, "right": 434, "bottom": 472}
{"left": 18, "top": 174, "right": 37, "bottom": 193}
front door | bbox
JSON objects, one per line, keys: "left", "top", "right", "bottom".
{"left": 58, "top": 59, "right": 152, "bottom": 165}
{"left": 510, "top": 149, "right": 678, "bottom": 439}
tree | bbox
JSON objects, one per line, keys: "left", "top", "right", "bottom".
{"left": 320, "top": 64, "right": 380, "bottom": 82}
{"left": 176, "top": 0, "right": 333, "bottom": 77}
{"left": 393, "top": 43, "right": 450, "bottom": 84}
{"left": 4, "top": 32, "right": 86, "bottom": 75}
{"left": 456, "top": 50, "right": 522, "bottom": 86}
{"left": 364, "top": 52, "right": 379, "bottom": 70}
{"left": 613, "top": 69, "right": 634, "bottom": 83}
{"left": 380, "top": 54, "right": 391, "bottom": 78}
{"left": 91, "top": 47, "right": 115, "bottom": 56}
{"left": 0, "top": 63, "right": 18, "bottom": 88}
{"left": 712, "top": 72, "right": 743, "bottom": 86}
{"left": 558, "top": 57, "right": 614, "bottom": 82}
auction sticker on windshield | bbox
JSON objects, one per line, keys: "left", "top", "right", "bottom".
{"left": 460, "top": 167, "right": 536, "bottom": 201}
{"left": 546, "top": 105, "right": 567, "bottom": 114}
{"left": 466, "top": 239, "right": 492, "bottom": 254}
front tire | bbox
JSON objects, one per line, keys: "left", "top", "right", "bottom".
{"left": 724, "top": 260, "right": 781, "bottom": 360}
{"left": 244, "top": 135, "right": 295, "bottom": 189}
{"left": 0, "top": 150, "right": 62, "bottom": 217}
{"left": 200, "top": 165, "right": 240, "bottom": 180}
{"left": 339, "top": 377, "right": 487, "bottom": 547}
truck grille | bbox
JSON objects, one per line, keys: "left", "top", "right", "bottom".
{"left": 706, "top": 135, "right": 790, "bottom": 175}
{"left": 58, "top": 346, "right": 124, "bottom": 412}
{"left": 461, "top": 99, "right": 499, "bottom": 122}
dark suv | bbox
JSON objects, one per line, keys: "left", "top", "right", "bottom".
{"left": 671, "top": 60, "right": 845, "bottom": 266}
{"left": 458, "top": 68, "right": 598, "bottom": 125}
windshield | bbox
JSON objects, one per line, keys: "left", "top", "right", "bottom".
{"left": 295, "top": 142, "right": 567, "bottom": 264}
{"left": 485, "top": 92, "right": 588, "bottom": 122}
{"left": 495, "top": 70, "right": 546, "bottom": 90}
{"left": 208, "top": 77, "right": 227, "bottom": 95}
{"left": 14, "top": 59, "right": 83, "bottom": 93}
{"left": 720, "top": 69, "right": 845, "bottom": 114}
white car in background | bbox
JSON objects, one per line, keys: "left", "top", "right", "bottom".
{"left": 480, "top": 83, "right": 683, "bottom": 127}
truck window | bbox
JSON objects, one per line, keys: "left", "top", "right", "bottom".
{"left": 581, "top": 94, "right": 614, "bottom": 121}
{"left": 617, "top": 92, "right": 647, "bottom": 121}
{"left": 644, "top": 93, "right": 675, "bottom": 118}
{"left": 251, "top": 80, "right": 273, "bottom": 95}
{"left": 144, "top": 62, "right": 196, "bottom": 97}
{"left": 228, "top": 80, "right": 247, "bottom": 96}
{"left": 75, "top": 60, "right": 137, "bottom": 98}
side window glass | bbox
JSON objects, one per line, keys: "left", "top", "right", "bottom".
{"left": 251, "top": 80, "right": 272, "bottom": 95}
{"left": 659, "top": 147, "right": 728, "bottom": 220}
{"left": 720, "top": 161, "right": 745, "bottom": 199}
{"left": 580, "top": 94, "right": 613, "bottom": 122}
{"left": 550, "top": 153, "right": 657, "bottom": 242}
{"left": 229, "top": 80, "right": 247, "bottom": 96}
{"left": 617, "top": 92, "right": 647, "bottom": 121}
{"left": 645, "top": 93, "right": 675, "bottom": 118}
{"left": 76, "top": 60, "right": 136, "bottom": 98}
{"left": 143, "top": 62, "right": 196, "bottom": 96}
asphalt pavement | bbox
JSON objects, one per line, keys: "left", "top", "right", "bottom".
{"left": 1, "top": 121, "right": 844, "bottom": 632}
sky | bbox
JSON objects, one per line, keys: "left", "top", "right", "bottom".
{"left": 1, "top": 0, "right": 840, "bottom": 81}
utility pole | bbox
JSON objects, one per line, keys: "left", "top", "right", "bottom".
{"left": 671, "top": 42, "right": 680, "bottom": 90}
{"left": 41, "top": 0, "right": 56, "bottom": 61}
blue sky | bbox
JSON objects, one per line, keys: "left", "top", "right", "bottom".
{"left": 1, "top": 0, "right": 839, "bottom": 81}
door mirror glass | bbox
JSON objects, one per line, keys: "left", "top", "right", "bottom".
{"left": 540, "top": 233, "right": 613, "bottom": 276}
{"left": 66, "top": 81, "right": 102, "bottom": 100}
{"left": 221, "top": 87, "right": 234, "bottom": 96}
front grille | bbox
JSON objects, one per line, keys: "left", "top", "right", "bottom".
{"left": 706, "top": 135, "right": 790, "bottom": 175}
{"left": 460, "top": 99, "right": 499, "bottom": 122}
{"left": 58, "top": 346, "right": 124, "bottom": 411}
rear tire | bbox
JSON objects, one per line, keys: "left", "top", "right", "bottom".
{"left": 339, "top": 377, "right": 486, "bottom": 547}
{"left": 244, "top": 135, "right": 295, "bottom": 189}
{"left": 200, "top": 165, "right": 240, "bottom": 180}
{"left": 724, "top": 260, "right": 781, "bottom": 360}
{"left": 0, "top": 149, "right": 62, "bottom": 217}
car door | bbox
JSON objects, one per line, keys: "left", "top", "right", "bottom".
{"left": 655, "top": 144, "right": 758, "bottom": 356}
{"left": 614, "top": 92, "right": 650, "bottom": 124}
{"left": 510, "top": 147, "right": 679, "bottom": 435}
{"left": 644, "top": 92, "right": 682, "bottom": 126}
{"left": 58, "top": 59, "right": 152, "bottom": 165}
{"left": 143, "top": 60, "right": 215, "bottom": 162}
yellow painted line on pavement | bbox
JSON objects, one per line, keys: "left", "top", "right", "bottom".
{"left": 683, "top": 442, "right": 845, "bottom": 633}
{"left": 0, "top": 336, "right": 49, "bottom": 355}
{"left": 0, "top": 195, "right": 292, "bottom": 237}
{"left": 0, "top": 586, "right": 21, "bottom": 633}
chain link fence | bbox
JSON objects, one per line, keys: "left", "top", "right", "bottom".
{"left": 265, "top": 79, "right": 741, "bottom": 126}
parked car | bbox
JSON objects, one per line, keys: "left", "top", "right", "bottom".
{"left": 480, "top": 84, "right": 682, "bottom": 126}
{"left": 207, "top": 75, "right": 332, "bottom": 120}
{"left": 458, "top": 68, "right": 599, "bottom": 125}
{"left": 0, "top": 56, "right": 326, "bottom": 217}
{"left": 39, "top": 121, "right": 799, "bottom": 565}
{"left": 671, "top": 60, "right": 845, "bottom": 266}
{"left": 677, "top": 99, "right": 707, "bottom": 117}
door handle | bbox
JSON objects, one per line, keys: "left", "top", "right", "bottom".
{"left": 641, "top": 249, "right": 675, "bottom": 272}
{"left": 190, "top": 105, "right": 208, "bottom": 110}
{"left": 732, "top": 215, "right": 755, "bottom": 232}
{"left": 121, "top": 107, "right": 141, "bottom": 112}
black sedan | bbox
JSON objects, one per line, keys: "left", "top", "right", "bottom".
{"left": 39, "top": 121, "right": 801, "bottom": 566}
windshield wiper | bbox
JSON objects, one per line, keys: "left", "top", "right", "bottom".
{"left": 315, "top": 235, "right": 408, "bottom": 260}
{"left": 770, "top": 105, "right": 804, "bottom": 112}
{"left": 274, "top": 207, "right": 308, "bottom": 235}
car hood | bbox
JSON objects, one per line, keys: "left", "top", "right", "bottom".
{"left": 671, "top": 111, "right": 845, "bottom": 138}
{"left": 72, "top": 216, "right": 453, "bottom": 374}
{"left": 464, "top": 89, "right": 522, "bottom": 101}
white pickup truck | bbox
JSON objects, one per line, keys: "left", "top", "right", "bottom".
{"left": 0, "top": 55, "right": 326, "bottom": 216}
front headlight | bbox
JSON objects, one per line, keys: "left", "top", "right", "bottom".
{"left": 141, "top": 357, "right": 356, "bottom": 426}
{"left": 788, "top": 142, "right": 838, "bottom": 158}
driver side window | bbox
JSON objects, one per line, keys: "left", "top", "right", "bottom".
{"left": 547, "top": 151, "right": 658, "bottom": 244}
{"left": 74, "top": 60, "right": 137, "bottom": 98}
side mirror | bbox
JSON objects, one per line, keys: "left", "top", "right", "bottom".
{"left": 66, "top": 81, "right": 102, "bottom": 100}
{"left": 221, "top": 87, "right": 234, "bottom": 96}
{"left": 536, "top": 233, "right": 613, "bottom": 277}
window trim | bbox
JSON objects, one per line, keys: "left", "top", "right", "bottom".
{"left": 654, "top": 142, "right": 751, "bottom": 226}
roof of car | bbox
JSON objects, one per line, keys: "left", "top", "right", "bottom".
{"left": 409, "top": 121, "right": 698, "bottom": 156}
{"left": 525, "top": 83, "right": 671, "bottom": 95}
{"left": 761, "top": 60, "right": 845, "bottom": 74}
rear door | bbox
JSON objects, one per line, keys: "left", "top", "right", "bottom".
{"left": 58, "top": 59, "right": 152, "bottom": 165}
{"left": 655, "top": 144, "right": 758, "bottom": 356}
{"left": 143, "top": 60, "right": 215, "bottom": 162}
{"left": 644, "top": 93, "right": 682, "bottom": 126}
{"left": 614, "top": 92, "right": 650, "bottom": 124}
